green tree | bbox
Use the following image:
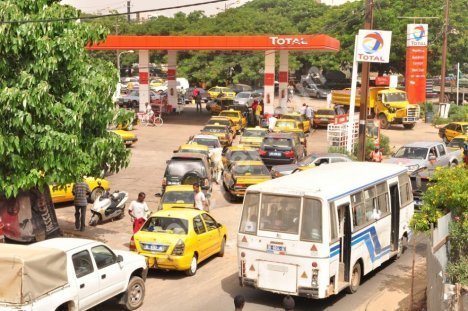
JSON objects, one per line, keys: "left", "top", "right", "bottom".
{"left": 0, "top": 0, "right": 130, "bottom": 199}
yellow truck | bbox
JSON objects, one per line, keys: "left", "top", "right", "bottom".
{"left": 331, "top": 87, "right": 420, "bottom": 129}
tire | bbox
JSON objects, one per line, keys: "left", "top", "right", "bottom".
{"left": 122, "top": 276, "right": 145, "bottom": 310}
{"left": 185, "top": 255, "right": 198, "bottom": 276}
{"left": 218, "top": 237, "right": 226, "bottom": 257}
{"left": 154, "top": 117, "right": 163, "bottom": 127}
{"left": 347, "top": 262, "right": 362, "bottom": 294}
{"left": 90, "top": 187, "right": 104, "bottom": 203}
{"left": 89, "top": 213, "right": 101, "bottom": 226}
{"left": 403, "top": 123, "right": 415, "bottom": 129}
{"left": 450, "top": 161, "right": 458, "bottom": 168}
{"left": 443, "top": 135, "right": 449, "bottom": 144}
{"left": 397, "top": 235, "right": 408, "bottom": 259}
{"left": 55, "top": 303, "right": 69, "bottom": 311}
{"left": 378, "top": 114, "right": 389, "bottom": 129}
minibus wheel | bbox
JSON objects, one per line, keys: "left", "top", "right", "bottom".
{"left": 347, "top": 262, "right": 361, "bottom": 294}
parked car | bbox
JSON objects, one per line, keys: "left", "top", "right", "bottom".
{"left": 153, "top": 78, "right": 189, "bottom": 92}
{"left": 239, "top": 126, "right": 269, "bottom": 149}
{"left": 118, "top": 90, "right": 159, "bottom": 108}
{"left": 438, "top": 122, "right": 468, "bottom": 144}
{"left": 111, "top": 129, "right": 138, "bottom": 146}
{"left": 199, "top": 124, "right": 233, "bottom": 147}
{"left": 313, "top": 108, "right": 339, "bottom": 128}
{"left": 227, "top": 83, "right": 252, "bottom": 94}
{"left": 270, "top": 153, "right": 353, "bottom": 178}
{"left": 207, "top": 86, "right": 236, "bottom": 99}
{"left": 280, "top": 112, "right": 311, "bottom": 133}
{"left": 0, "top": 238, "right": 147, "bottom": 311}
{"left": 447, "top": 135, "right": 468, "bottom": 150}
{"left": 273, "top": 119, "right": 305, "bottom": 133}
{"left": 297, "top": 81, "right": 331, "bottom": 99}
{"left": 222, "top": 145, "right": 262, "bottom": 167}
{"left": 162, "top": 153, "right": 212, "bottom": 193}
{"left": 383, "top": 141, "right": 462, "bottom": 175}
{"left": 155, "top": 185, "right": 195, "bottom": 210}
{"left": 219, "top": 109, "right": 248, "bottom": 133}
{"left": 222, "top": 160, "right": 271, "bottom": 201}
{"left": 259, "top": 132, "right": 305, "bottom": 166}
{"left": 175, "top": 143, "right": 210, "bottom": 158}
{"left": 233, "top": 92, "right": 262, "bottom": 107}
{"left": 50, "top": 177, "right": 109, "bottom": 204}
{"left": 188, "top": 134, "right": 222, "bottom": 151}
{"left": 132, "top": 208, "right": 227, "bottom": 276}
{"left": 206, "top": 116, "right": 237, "bottom": 137}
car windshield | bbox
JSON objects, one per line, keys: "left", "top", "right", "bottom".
{"left": 236, "top": 93, "right": 250, "bottom": 99}
{"left": 162, "top": 191, "right": 194, "bottom": 204}
{"left": 193, "top": 138, "right": 220, "bottom": 149}
{"left": 393, "top": 147, "right": 428, "bottom": 160}
{"left": 259, "top": 194, "right": 301, "bottom": 235}
{"left": 202, "top": 126, "right": 228, "bottom": 133}
{"left": 298, "top": 155, "right": 318, "bottom": 166}
{"left": 275, "top": 121, "right": 297, "bottom": 129}
{"left": 316, "top": 109, "right": 334, "bottom": 116}
{"left": 141, "top": 217, "right": 188, "bottom": 235}
{"left": 166, "top": 160, "right": 205, "bottom": 177}
{"left": 282, "top": 115, "right": 301, "bottom": 121}
{"left": 226, "top": 151, "right": 261, "bottom": 162}
{"left": 179, "top": 149, "right": 209, "bottom": 156}
{"left": 233, "top": 165, "right": 270, "bottom": 176}
{"left": 220, "top": 112, "right": 239, "bottom": 118}
{"left": 384, "top": 92, "right": 407, "bottom": 102}
{"left": 447, "top": 138, "right": 466, "bottom": 148}
{"left": 221, "top": 88, "right": 234, "bottom": 93}
{"left": 207, "top": 119, "right": 230, "bottom": 126}
{"left": 242, "top": 130, "right": 267, "bottom": 137}
{"left": 262, "top": 138, "right": 292, "bottom": 148}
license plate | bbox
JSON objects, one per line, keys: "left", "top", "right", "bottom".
{"left": 266, "top": 244, "right": 286, "bottom": 253}
{"left": 269, "top": 152, "right": 281, "bottom": 157}
{"left": 143, "top": 244, "right": 164, "bottom": 252}
{"left": 320, "top": 118, "right": 328, "bottom": 121}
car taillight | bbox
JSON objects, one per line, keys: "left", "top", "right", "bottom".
{"left": 129, "top": 236, "right": 136, "bottom": 251}
{"left": 235, "top": 183, "right": 246, "bottom": 189}
{"left": 162, "top": 177, "right": 167, "bottom": 186}
{"left": 259, "top": 149, "right": 267, "bottom": 156}
{"left": 284, "top": 150, "right": 295, "bottom": 158}
{"left": 172, "top": 239, "right": 185, "bottom": 256}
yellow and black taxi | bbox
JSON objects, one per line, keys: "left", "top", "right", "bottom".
{"left": 156, "top": 185, "right": 194, "bottom": 210}
{"left": 206, "top": 116, "right": 237, "bottom": 137}
{"left": 50, "top": 177, "right": 110, "bottom": 204}
{"left": 207, "top": 86, "right": 236, "bottom": 99}
{"left": 439, "top": 122, "right": 468, "bottom": 144}
{"left": 133, "top": 208, "right": 227, "bottom": 276}
{"left": 280, "top": 112, "right": 311, "bottom": 133}
{"left": 219, "top": 109, "right": 247, "bottom": 133}
{"left": 110, "top": 129, "right": 138, "bottom": 146}
{"left": 176, "top": 143, "right": 210, "bottom": 158}
{"left": 222, "top": 145, "right": 262, "bottom": 167}
{"left": 200, "top": 123, "right": 233, "bottom": 147}
{"left": 313, "top": 108, "right": 336, "bottom": 128}
{"left": 273, "top": 119, "right": 304, "bottom": 133}
{"left": 222, "top": 160, "right": 271, "bottom": 201}
{"left": 239, "top": 126, "right": 269, "bottom": 149}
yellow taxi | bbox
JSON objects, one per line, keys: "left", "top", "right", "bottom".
{"left": 273, "top": 119, "right": 304, "bottom": 133}
{"left": 207, "top": 86, "right": 236, "bottom": 99}
{"left": 292, "top": 165, "right": 315, "bottom": 174}
{"left": 133, "top": 208, "right": 227, "bottom": 276}
{"left": 156, "top": 185, "right": 194, "bottom": 210}
{"left": 278, "top": 128, "right": 308, "bottom": 151}
{"left": 239, "top": 126, "right": 268, "bottom": 148}
{"left": 219, "top": 109, "right": 247, "bottom": 133}
{"left": 50, "top": 177, "right": 110, "bottom": 204}
{"left": 447, "top": 135, "right": 468, "bottom": 157}
{"left": 222, "top": 160, "right": 271, "bottom": 201}
{"left": 439, "top": 122, "right": 468, "bottom": 143}
{"left": 200, "top": 123, "right": 233, "bottom": 147}
{"left": 313, "top": 108, "right": 336, "bottom": 128}
{"left": 222, "top": 145, "right": 262, "bottom": 167}
{"left": 150, "top": 78, "right": 166, "bottom": 88}
{"left": 111, "top": 129, "right": 138, "bottom": 146}
{"left": 176, "top": 143, "right": 210, "bottom": 158}
{"left": 280, "top": 112, "right": 311, "bottom": 133}
{"left": 207, "top": 116, "right": 237, "bottom": 137}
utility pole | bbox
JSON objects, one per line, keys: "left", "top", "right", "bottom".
{"left": 439, "top": 0, "right": 450, "bottom": 105}
{"left": 127, "top": 1, "right": 131, "bottom": 23}
{"left": 357, "top": 0, "right": 374, "bottom": 161}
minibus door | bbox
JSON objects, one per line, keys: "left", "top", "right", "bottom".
{"left": 337, "top": 204, "right": 351, "bottom": 282}
{"left": 390, "top": 184, "right": 400, "bottom": 251}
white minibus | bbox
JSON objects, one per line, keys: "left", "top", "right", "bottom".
{"left": 237, "top": 162, "right": 414, "bottom": 298}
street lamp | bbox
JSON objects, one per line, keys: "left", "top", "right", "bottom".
{"left": 117, "top": 50, "right": 134, "bottom": 81}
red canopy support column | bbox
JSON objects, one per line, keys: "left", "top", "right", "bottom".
{"left": 138, "top": 50, "right": 150, "bottom": 112}
{"left": 279, "top": 50, "right": 289, "bottom": 114}
{"left": 167, "top": 50, "right": 178, "bottom": 111}
{"left": 263, "top": 50, "right": 275, "bottom": 115}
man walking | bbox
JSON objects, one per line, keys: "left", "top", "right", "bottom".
{"left": 128, "top": 192, "right": 150, "bottom": 232}
{"left": 193, "top": 183, "right": 208, "bottom": 211}
{"left": 72, "top": 180, "right": 90, "bottom": 232}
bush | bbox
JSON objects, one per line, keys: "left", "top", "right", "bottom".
{"left": 327, "top": 146, "right": 357, "bottom": 160}
{"left": 447, "top": 255, "right": 468, "bottom": 285}
{"left": 113, "top": 108, "right": 136, "bottom": 130}
{"left": 448, "top": 105, "right": 468, "bottom": 122}
{"left": 351, "top": 133, "right": 391, "bottom": 158}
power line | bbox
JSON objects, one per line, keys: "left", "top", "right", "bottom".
{"left": 0, "top": 0, "right": 228, "bottom": 24}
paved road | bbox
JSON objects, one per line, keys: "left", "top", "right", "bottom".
{"left": 55, "top": 98, "right": 437, "bottom": 310}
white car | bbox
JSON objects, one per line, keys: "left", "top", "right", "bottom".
{"left": 233, "top": 91, "right": 261, "bottom": 107}
{"left": 188, "top": 134, "right": 222, "bottom": 151}
{"left": 152, "top": 78, "right": 189, "bottom": 92}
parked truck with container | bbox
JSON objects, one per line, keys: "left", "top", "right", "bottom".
{"left": 331, "top": 87, "right": 420, "bottom": 129}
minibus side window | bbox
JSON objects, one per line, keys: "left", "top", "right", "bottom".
{"left": 329, "top": 202, "right": 338, "bottom": 241}
{"left": 398, "top": 174, "right": 413, "bottom": 208}
{"left": 239, "top": 193, "right": 260, "bottom": 234}
{"left": 376, "top": 182, "right": 390, "bottom": 217}
{"left": 300, "top": 198, "right": 322, "bottom": 242}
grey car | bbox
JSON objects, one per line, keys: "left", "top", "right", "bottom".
{"left": 233, "top": 92, "right": 262, "bottom": 107}
{"left": 118, "top": 90, "right": 159, "bottom": 108}
{"left": 270, "top": 153, "right": 353, "bottom": 178}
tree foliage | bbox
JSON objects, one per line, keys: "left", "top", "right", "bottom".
{"left": 0, "top": 0, "right": 130, "bottom": 198}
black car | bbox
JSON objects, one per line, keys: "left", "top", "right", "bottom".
{"left": 259, "top": 133, "right": 305, "bottom": 166}
{"left": 162, "top": 153, "right": 212, "bottom": 193}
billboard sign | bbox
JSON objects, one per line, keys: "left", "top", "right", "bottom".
{"left": 406, "top": 24, "right": 428, "bottom": 104}
{"left": 356, "top": 30, "right": 392, "bottom": 63}
{"left": 407, "top": 24, "right": 428, "bottom": 47}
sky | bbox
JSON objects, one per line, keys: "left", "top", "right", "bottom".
{"left": 60, "top": 0, "right": 251, "bottom": 18}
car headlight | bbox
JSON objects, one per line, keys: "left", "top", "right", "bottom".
{"left": 407, "top": 164, "right": 420, "bottom": 171}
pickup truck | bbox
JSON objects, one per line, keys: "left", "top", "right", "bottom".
{"left": 383, "top": 141, "right": 461, "bottom": 175}
{"left": 0, "top": 238, "right": 147, "bottom": 311}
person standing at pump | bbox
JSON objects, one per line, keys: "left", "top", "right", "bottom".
{"left": 72, "top": 180, "right": 90, "bottom": 232}
{"left": 251, "top": 100, "right": 259, "bottom": 125}
{"left": 255, "top": 101, "right": 263, "bottom": 127}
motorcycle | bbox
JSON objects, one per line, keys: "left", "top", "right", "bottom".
{"left": 89, "top": 190, "right": 129, "bottom": 226}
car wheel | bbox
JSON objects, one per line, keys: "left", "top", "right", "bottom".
{"left": 185, "top": 255, "right": 198, "bottom": 276}
{"left": 450, "top": 161, "right": 458, "bottom": 168}
{"left": 218, "top": 237, "right": 226, "bottom": 257}
{"left": 403, "top": 123, "right": 415, "bottom": 129}
{"left": 347, "top": 262, "right": 362, "bottom": 294}
{"left": 122, "top": 276, "right": 145, "bottom": 310}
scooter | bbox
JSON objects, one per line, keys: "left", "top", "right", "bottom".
{"left": 89, "top": 190, "right": 129, "bottom": 226}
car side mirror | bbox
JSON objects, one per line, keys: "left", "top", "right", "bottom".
{"left": 117, "top": 255, "right": 124, "bottom": 263}
{"left": 173, "top": 150, "right": 178, "bottom": 153}
{"left": 217, "top": 222, "right": 222, "bottom": 228}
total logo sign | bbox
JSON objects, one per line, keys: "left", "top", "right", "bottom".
{"left": 407, "top": 24, "right": 428, "bottom": 47}
{"left": 356, "top": 30, "right": 392, "bottom": 63}
{"left": 270, "top": 36, "right": 308, "bottom": 45}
